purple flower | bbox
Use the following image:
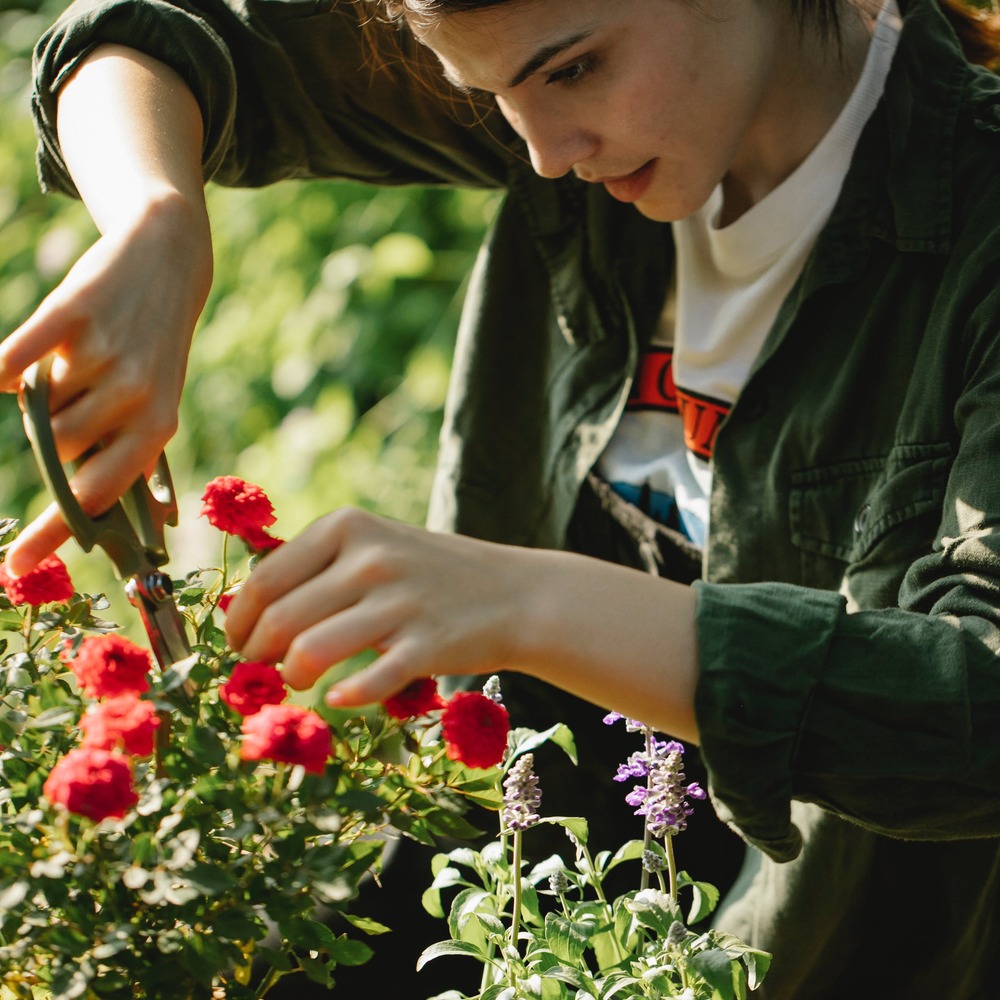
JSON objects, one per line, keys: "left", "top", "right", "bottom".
{"left": 603, "top": 711, "right": 623, "bottom": 726}
{"left": 502, "top": 753, "right": 542, "bottom": 832}
{"left": 614, "top": 751, "right": 651, "bottom": 783}
{"left": 635, "top": 744, "right": 703, "bottom": 839}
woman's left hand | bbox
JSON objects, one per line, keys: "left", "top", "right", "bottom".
{"left": 223, "top": 506, "right": 701, "bottom": 742}
{"left": 224, "top": 507, "right": 538, "bottom": 695}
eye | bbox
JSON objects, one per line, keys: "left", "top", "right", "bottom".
{"left": 545, "top": 55, "right": 596, "bottom": 88}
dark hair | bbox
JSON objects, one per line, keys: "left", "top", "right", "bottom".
{"left": 366, "top": 0, "right": 1000, "bottom": 71}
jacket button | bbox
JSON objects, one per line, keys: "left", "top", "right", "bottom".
{"left": 854, "top": 503, "right": 871, "bottom": 535}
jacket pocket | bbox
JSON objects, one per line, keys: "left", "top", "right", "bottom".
{"left": 789, "top": 443, "right": 952, "bottom": 566}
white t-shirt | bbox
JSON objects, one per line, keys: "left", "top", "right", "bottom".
{"left": 596, "top": 0, "right": 901, "bottom": 548}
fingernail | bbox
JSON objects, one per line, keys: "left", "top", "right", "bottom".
{"left": 325, "top": 688, "right": 347, "bottom": 707}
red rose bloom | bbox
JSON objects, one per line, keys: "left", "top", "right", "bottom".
{"left": 240, "top": 704, "right": 331, "bottom": 774}
{"left": 43, "top": 747, "right": 138, "bottom": 821}
{"left": 220, "top": 661, "right": 288, "bottom": 717}
{"left": 80, "top": 695, "right": 161, "bottom": 756}
{"left": 383, "top": 678, "right": 445, "bottom": 720}
{"left": 201, "top": 476, "right": 277, "bottom": 542}
{"left": 0, "top": 555, "right": 74, "bottom": 606}
{"left": 441, "top": 692, "right": 510, "bottom": 769}
{"left": 68, "top": 634, "right": 153, "bottom": 699}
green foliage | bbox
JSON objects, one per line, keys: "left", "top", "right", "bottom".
{"left": 0, "top": 517, "right": 506, "bottom": 998}
{"left": 0, "top": 0, "right": 495, "bottom": 618}
{"left": 417, "top": 748, "right": 770, "bottom": 1000}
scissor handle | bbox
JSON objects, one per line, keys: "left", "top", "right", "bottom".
{"left": 20, "top": 356, "right": 177, "bottom": 581}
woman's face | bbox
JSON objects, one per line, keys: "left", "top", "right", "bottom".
{"left": 409, "top": 0, "right": 792, "bottom": 222}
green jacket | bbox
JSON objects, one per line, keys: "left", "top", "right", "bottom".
{"left": 32, "top": 0, "right": 1000, "bottom": 995}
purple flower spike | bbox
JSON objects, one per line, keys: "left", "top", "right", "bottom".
{"left": 502, "top": 753, "right": 542, "bottom": 832}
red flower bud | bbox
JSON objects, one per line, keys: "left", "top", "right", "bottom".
{"left": 0, "top": 555, "right": 74, "bottom": 606}
{"left": 43, "top": 747, "right": 138, "bottom": 821}
{"left": 67, "top": 634, "right": 153, "bottom": 699}
{"left": 220, "top": 661, "right": 288, "bottom": 717}
{"left": 440, "top": 691, "right": 510, "bottom": 769}
{"left": 240, "top": 704, "right": 331, "bottom": 774}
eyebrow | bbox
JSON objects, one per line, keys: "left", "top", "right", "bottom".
{"left": 444, "top": 29, "right": 594, "bottom": 96}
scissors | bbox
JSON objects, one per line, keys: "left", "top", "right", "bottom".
{"left": 19, "top": 356, "right": 192, "bottom": 673}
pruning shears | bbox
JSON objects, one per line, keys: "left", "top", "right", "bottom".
{"left": 19, "top": 355, "right": 192, "bottom": 671}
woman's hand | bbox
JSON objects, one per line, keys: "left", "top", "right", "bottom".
{"left": 224, "top": 507, "right": 702, "bottom": 742}
{"left": 0, "top": 44, "right": 211, "bottom": 576}
{"left": 225, "top": 507, "right": 534, "bottom": 693}
{"left": 0, "top": 198, "right": 211, "bottom": 575}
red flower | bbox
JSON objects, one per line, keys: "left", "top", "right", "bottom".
{"left": 67, "top": 634, "right": 153, "bottom": 699}
{"left": 241, "top": 704, "right": 332, "bottom": 774}
{"left": 440, "top": 691, "right": 510, "bottom": 769}
{"left": 80, "top": 695, "right": 161, "bottom": 756}
{"left": 217, "top": 592, "right": 236, "bottom": 613}
{"left": 383, "top": 678, "right": 445, "bottom": 720}
{"left": 242, "top": 526, "right": 285, "bottom": 556}
{"left": 220, "top": 661, "right": 288, "bottom": 717}
{"left": 43, "top": 747, "right": 138, "bottom": 821}
{"left": 201, "top": 476, "right": 277, "bottom": 543}
{"left": 0, "top": 555, "right": 74, "bottom": 606}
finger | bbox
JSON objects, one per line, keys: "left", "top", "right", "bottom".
{"left": 6, "top": 432, "right": 163, "bottom": 576}
{"left": 225, "top": 514, "right": 353, "bottom": 650}
{"left": 233, "top": 554, "right": 387, "bottom": 669}
{"left": 278, "top": 600, "right": 400, "bottom": 690}
{"left": 3, "top": 503, "right": 72, "bottom": 578}
{"left": 323, "top": 641, "right": 429, "bottom": 708}
{"left": 0, "top": 295, "right": 81, "bottom": 393}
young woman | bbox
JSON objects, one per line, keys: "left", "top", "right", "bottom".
{"left": 7, "top": 0, "right": 1000, "bottom": 996}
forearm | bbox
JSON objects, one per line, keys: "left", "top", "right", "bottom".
{"left": 57, "top": 43, "right": 210, "bottom": 250}
{"left": 512, "top": 550, "right": 701, "bottom": 743}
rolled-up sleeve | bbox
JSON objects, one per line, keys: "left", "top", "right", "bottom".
{"left": 32, "top": 0, "right": 238, "bottom": 196}
{"left": 694, "top": 580, "right": 1000, "bottom": 861}
{"left": 31, "top": 0, "right": 512, "bottom": 198}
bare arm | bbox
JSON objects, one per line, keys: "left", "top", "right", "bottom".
{"left": 223, "top": 508, "right": 701, "bottom": 742}
{"left": 1, "top": 44, "right": 211, "bottom": 575}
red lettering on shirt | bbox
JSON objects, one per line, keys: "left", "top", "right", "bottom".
{"left": 628, "top": 348, "right": 678, "bottom": 410}
{"left": 626, "top": 348, "right": 731, "bottom": 460}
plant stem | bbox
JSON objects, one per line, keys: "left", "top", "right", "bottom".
{"left": 640, "top": 730, "right": 654, "bottom": 891}
{"left": 665, "top": 835, "right": 678, "bottom": 904}
{"left": 509, "top": 829, "right": 523, "bottom": 954}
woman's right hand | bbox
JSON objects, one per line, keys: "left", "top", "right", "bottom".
{"left": 0, "top": 44, "right": 212, "bottom": 576}
{"left": 0, "top": 197, "right": 212, "bottom": 575}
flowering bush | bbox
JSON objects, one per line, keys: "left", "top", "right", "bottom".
{"left": 419, "top": 713, "right": 771, "bottom": 1000}
{"left": 0, "top": 479, "right": 511, "bottom": 999}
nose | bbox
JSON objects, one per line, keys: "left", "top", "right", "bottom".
{"left": 497, "top": 96, "right": 598, "bottom": 180}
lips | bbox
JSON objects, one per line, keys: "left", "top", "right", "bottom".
{"left": 591, "top": 159, "right": 657, "bottom": 203}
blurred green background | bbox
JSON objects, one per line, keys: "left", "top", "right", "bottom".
{"left": 0, "top": 0, "right": 498, "bottom": 639}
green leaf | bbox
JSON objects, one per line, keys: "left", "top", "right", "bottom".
{"left": 24, "top": 706, "right": 78, "bottom": 730}
{"left": 300, "top": 952, "right": 334, "bottom": 986}
{"left": 539, "top": 816, "right": 589, "bottom": 846}
{"left": 506, "top": 723, "right": 578, "bottom": 765}
{"left": 627, "top": 889, "right": 679, "bottom": 937}
{"left": 340, "top": 912, "right": 392, "bottom": 935}
{"left": 545, "top": 965, "right": 599, "bottom": 997}
{"left": 416, "top": 939, "right": 488, "bottom": 970}
{"left": 689, "top": 949, "right": 737, "bottom": 1000}
{"left": 184, "top": 862, "right": 237, "bottom": 896}
{"left": 745, "top": 948, "right": 772, "bottom": 991}
{"left": 329, "top": 934, "right": 374, "bottom": 966}
{"left": 544, "top": 912, "right": 594, "bottom": 965}
{"left": 678, "top": 872, "right": 720, "bottom": 925}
